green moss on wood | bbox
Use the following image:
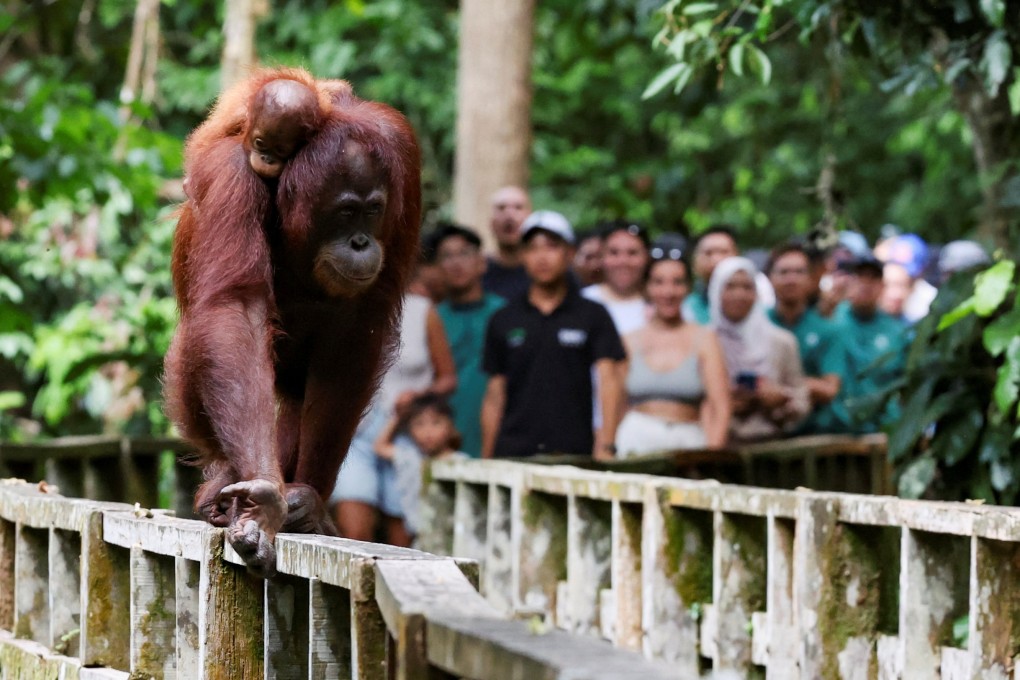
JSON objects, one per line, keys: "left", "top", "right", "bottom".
{"left": 661, "top": 502, "right": 712, "bottom": 606}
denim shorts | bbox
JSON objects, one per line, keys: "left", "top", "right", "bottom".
{"left": 329, "top": 408, "right": 403, "bottom": 518}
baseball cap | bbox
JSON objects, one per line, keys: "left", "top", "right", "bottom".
{"left": 881, "top": 233, "right": 929, "bottom": 278}
{"left": 520, "top": 210, "right": 575, "bottom": 245}
{"left": 938, "top": 240, "right": 990, "bottom": 275}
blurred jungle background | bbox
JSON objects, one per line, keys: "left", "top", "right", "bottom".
{"left": 3, "top": 0, "right": 1020, "bottom": 502}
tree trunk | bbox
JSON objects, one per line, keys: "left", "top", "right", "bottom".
{"left": 119, "top": 0, "right": 160, "bottom": 123}
{"left": 453, "top": 0, "right": 535, "bottom": 250}
{"left": 952, "top": 78, "right": 1019, "bottom": 250}
{"left": 221, "top": 0, "right": 269, "bottom": 91}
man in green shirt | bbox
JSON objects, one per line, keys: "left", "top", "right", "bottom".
{"left": 435, "top": 224, "right": 506, "bottom": 457}
{"left": 767, "top": 242, "right": 850, "bottom": 433}
{"left": 833, "top": 255, "right": 909, "bottom": 433}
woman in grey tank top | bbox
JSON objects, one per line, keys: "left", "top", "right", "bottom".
{"left": 614, "top": 250, "right": 731, "bottom": 457}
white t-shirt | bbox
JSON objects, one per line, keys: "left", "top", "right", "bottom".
{"left": 581, "top": 284, "right": 648, "bottom": 335}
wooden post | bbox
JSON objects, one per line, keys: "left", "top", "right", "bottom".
{"left": 265, "top": 575, "right": 310, "bottom": 679}
{"left": 176, "top": 556, "right": 201, "bottom": 678}
{"left": 200, "top": 533, "right": 265, "bottom": 679}
{"left": 640, "top": 486, "right": 710, "bottom": 674}
{"left": 308, "top": 578, "right": 353, "bottom": 678}
{"left": 610, "top": 500, "right": 642, "bottom": 651}
{"left": 14, "top": 524, "right": 48, "bottom": 644}
{"left": 48, "top": 528, "right": 81, "bottom": 657}
{"left": 969, "top": 537, "right": 1020, "bottom": 678}
{"left": 484, "top": 484, "right": 516, "bottom": 613}
{"left": 712, "top": 512, "right": 766, "bottom": 673}
{"left": 518, "top": 490, "right": 567, "bottom": 621}
{"left": 130, "top": 546, "right": 176, "bottom": 678}
{"left": 80, "top": 509, "right": 131, "bottom": 669}
{"left": 452, "top": 482, "right": 488, "bottom": 572}
{"left": 765, "top": 515, "right": 797, "bottom": 678}
{"left": 566, "top": 495, "right": 612, "bottom": 638}
{"left": 0, "top": 517, "right": 14, "bottom": 629}
{"left": 349, "top": 557, "right": 388, "bottom": 680}
{"left": 899, "top": 528, "right": 969, "bottom": 676}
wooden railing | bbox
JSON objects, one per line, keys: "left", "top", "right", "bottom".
{"left": 0, "top": 479, "right": 677, "bottom": 679}
{"left": 518, "top": 433, "right": 891, "bottom": 495}
{"left": 0, "top": 436, "right": 200, "bottom": 518}
{"left": 421, "top": 458, "right": 1020, "bottom": 679}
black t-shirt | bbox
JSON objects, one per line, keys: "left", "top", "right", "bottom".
{"left": 483, "top": 290, "right": 626, "bottom": 458}
{"left": 482, "top": 258, "right": 530, "bottom": 301}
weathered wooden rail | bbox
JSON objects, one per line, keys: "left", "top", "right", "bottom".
{"left": 0, "top": 479, "right": 676, "bottom": 679}
{"left": 0, "top": 436, "right": 200, "bottom": 518}
{"left": 421, "top": 458, "right": 1020, "bottom": 679}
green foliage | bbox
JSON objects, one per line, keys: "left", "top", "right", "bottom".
{"left": 646, "top": 0, "right": 1020, "bottom": 243}
{"left": 889, "top": 259, "right": 1020, "bottom": 504}
{"left": 1, "top": 26, "right": 179, "bottom": 438}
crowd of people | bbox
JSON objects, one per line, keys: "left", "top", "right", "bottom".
{"left": 330, "top": 186, "right": 992, "bottom": 544}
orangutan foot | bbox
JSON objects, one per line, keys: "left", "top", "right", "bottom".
{"left": 282, "top": 483, "right": 339, "bottom": 536}
{"left": 217, "top": 479, "right": 288, "bottom": 578}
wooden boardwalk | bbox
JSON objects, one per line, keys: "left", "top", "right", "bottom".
{"left": 0, "top": 478, "right": 676, "bottom": 679}
{"left": 422, "top": 456, "right": 1020, "bottom": 679}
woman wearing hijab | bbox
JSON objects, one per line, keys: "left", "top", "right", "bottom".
{"left": 708, "top": 256, "right": 810, "bottom": 442}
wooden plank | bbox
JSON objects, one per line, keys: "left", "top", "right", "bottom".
{"left": 610, "top": 500, "right": 642, "bottom": 651}
{"left": 200, "top": 529, "right": 264, "bottom": 680}
{"left": 48, "top": 527, "right": 81, "bottom": 657}
{"left": 517, "top": 490, "right": 567, "bottom": 622}
{"left": 899, "top": 528, "right": 969, "bottom": 677}
{"left": 103, "top": 510, "right": 208, "bottom": 561}
{"left": 130, "top": 545, "right": 176, "bottom": 679}
{"left": 711, "top": 511, "right": 766, "bottom": 673}
{"left": 484, "top": 484, "right": 516, "bottom": 613}
{"left": 425, "top": 613, "right": 680, "bottom": 680}
{"left": 349, "top": 556, "right": 387, "bottom": 680}
{"left": 80, "top": 507, "right": 131, "bottom": 669}
{"left": 265, "top": 575, "right": 309, "bottom": 680}
{"left": 792, "top": 496, "right": 836, "bottom": 678}
{"left": 308, "top": 578, "right": 352, "bottom": 679}
{"left": 451, "top": 481, "right": 488, "bottom": 571}
{"left": 969, "top": 536, "right": 1020, "bottom": 678}
{"left": 765, "top": 515, "right": 797, "bottom": 678}
{"left": 0, "top": 517, "right": 14, "bottom": 629}
{"left": 13, "top": 523, "right": 48, "bottom": 644}
{"left": 271, "top": 533, "right": 443, "bottom": 588}
{"left": 374, "top": 559, "right": 495, "bottom": 680}
{"left": 417, "top": 475, "right": 455, "bottom": 556}
{"left": 175, "top": 557, "right": 201, "bottom": 680}
{"left": 640, "top": 485, "right": 707, "bottom": 674}
{"left": 565, "top": 495, "right": 612, "bottom": 638}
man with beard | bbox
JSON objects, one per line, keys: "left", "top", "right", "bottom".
{"left": 482, "top": 185, "right": 532, "bottom": 300}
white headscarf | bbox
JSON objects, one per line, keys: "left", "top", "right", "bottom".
{"left": 708, "top": 256, "right": 775, "bottom": 379}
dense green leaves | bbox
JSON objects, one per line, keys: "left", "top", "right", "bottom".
{"left": 886, "top": 259, "right": 1020, "bottom": 503}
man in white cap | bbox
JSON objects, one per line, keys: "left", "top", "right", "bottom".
{"left": 481, "top": 210, "right": 626, "bottom": 460}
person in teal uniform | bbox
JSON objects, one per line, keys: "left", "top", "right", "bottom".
{"left": 683, "top": 225, "right": 738, "bottom": 324}
{"left": 434, "top": 223, "right": 506, "bottom": 457}
{"left": 766, "top": 242, "right": 850, "bottom": 433}
{"left": 833, "top": 254, "right": 909, "bottom": 433}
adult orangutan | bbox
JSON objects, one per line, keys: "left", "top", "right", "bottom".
{"left": 164, "top": 68, "right": 421, "bottom": 577}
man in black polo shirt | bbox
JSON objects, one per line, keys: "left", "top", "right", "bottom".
{"left": 481, "top": 210, "right": 626, "bottom": 459}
